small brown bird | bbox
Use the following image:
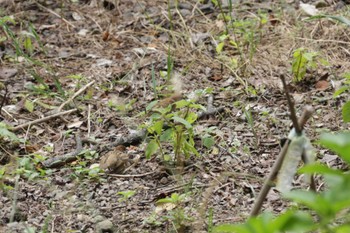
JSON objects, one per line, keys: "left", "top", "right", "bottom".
{"left": 157, "top": 93, "right": 182, "bottom": 108}
{"left": 99, "top": 145, "right": 129, "bottom": 173}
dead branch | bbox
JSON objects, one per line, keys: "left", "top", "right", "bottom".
{"left": 11, "top": 109, "right": 78, "bottom": 132}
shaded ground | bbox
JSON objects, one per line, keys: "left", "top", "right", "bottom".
{"left": 0, "top": 0, "right": 350, "bottom": 232}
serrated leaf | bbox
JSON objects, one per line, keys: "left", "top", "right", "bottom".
{"left": 25, "top": 99, "right": 34, "bottom": 112}
{"left": 145, "top": 139, "right": 159, "bottom": 159}
{"left": 342, "top": 101, "right": 350, "bottom": 122}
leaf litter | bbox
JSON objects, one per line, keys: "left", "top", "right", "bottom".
{"left": 0, "top": 0, "right": 350, "bottom": 232}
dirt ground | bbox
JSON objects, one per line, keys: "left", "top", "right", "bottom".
{"left": 0, "top": 0, "right": 350, "bottom": 232}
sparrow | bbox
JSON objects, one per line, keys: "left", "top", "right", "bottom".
{"left": 99, "top": 145, "right": 129, "bottom": 173}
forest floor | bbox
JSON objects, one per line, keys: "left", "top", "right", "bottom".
{"left": 0, "top": 0, "right": 350, "bottom": 232}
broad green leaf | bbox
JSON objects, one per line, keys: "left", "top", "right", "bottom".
{"left": 202, "top": 136, "right": 215, "bottom": 149}
{"left": 272, "top": 210, "right": 314, "bottom": 232}
{"left": 342, "top": 101, "right": 350, "bottom": 122}
{"left": 172, "top": 116, "right": 192, "bottom": 129}
{"left": 152, "top": 120, "right": 164, "bottom": 135}
{"left": 0, "top": 123, "right": 21, "bottom": 142}
{"left": 319, "top": 132, "right": 350, "bottom": 163}
{"left": 334, "top": 225, "right": 350, "bottom": 233}
{"left": 160, "top": 128, "right": 173, "bottom": 142}
{"left": 146, "top": 100, "right": 158, "bottom": 111}
{"left": 213, "top": 224, "right": 238, "bottom": 233}
{"left": 25, "top": 99, "right": 34, "bottom": 112}
{"left": 299, "top": 163, "right": 343, "bottom": 176}
{"left": 185, "top": 112, "right": 197, "bottom": 124}
{"left": 175, "top": 99, "right": 190, "bottom": 108}
{"left": 145, "top": 139, "right": 159, "bottom": 159}
{"left": 284, "top": 190, "right": 334, "bottom": 218}
{"left": 24, "top": 37, "right": 33, "bottom": 55}
{"left": 216, "top": 41, "right": 225, "bottom": 54}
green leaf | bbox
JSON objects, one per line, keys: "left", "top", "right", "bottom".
{"left": 319, "top": 132, "right": 350, "bottom": 163}
{"left": 284, "top": 190, "right": 334, "bottom": 218}
{"left": 334, "top": 225, "right": 350, "bottom": 233}
{"left": 184, "top": 140, "right": 200, "bottom": 157}
{"left": 152, "top": 120, "right": 164, "bottom": 135}
{"left": 145, "top": 139, "right": 159, "bottom": 159}
{"left": 307, "top": 14, "right": 350, "bottom": 26}
{"left": 185, "top": 112, "right": 198, "bottom": 124}
{"left": 117, "top": 190, "right": 136, "bottom": 199}
{"left": 0, "top": 123, "right": 21, "bottom": 142}
{"left": 146, "top": 100, "right": 158, "bottom": 111}
{"left": 160, "top": 128, "right": 173, "bottom": 142}
{"left": 342, "top": 101, "right": 350, "bottom": 123}
{"left": 172, "top": 116, "right": 192, "bottom": 129}
{"left": 299, "top": 163, "right": 343, "bottom": 176}
{"left": 333, "top": 86, "right": 349, "bottom": 98}
{"left": 175, "top": 99, "right": 190, "bottom": 108}
{"left": 272, "top": 210, "right": 314, "bottom": 232}
{"left": 202, "top": 136, "right": 215, "bottom": 149}
{"left": 25, "top": 99, "right": 34, "bottom": 112}
{"left": 213, "top": 224, "right": 237, "bottom": 233}
{"left": 23, "top": 36, "right": 33, "bottom": 55}
{"left": 216, "top": 41, "right": 225, "bottom": 54}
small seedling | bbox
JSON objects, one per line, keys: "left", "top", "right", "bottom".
{"left": 117, "top": 190, "right": 136, "bottom": 205}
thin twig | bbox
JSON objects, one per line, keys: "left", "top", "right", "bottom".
{"left": 87, "top": 104, "right": 91, "bottom": 138}
{"left": 35, "top": 2, "right": 75, "bottom": 29}
{"left": 107, "top": 170, "right": 156, "bottom": 178}
{"left": 280, "top": 74, "right": 301, "bottom": 134}
{"left": 57, "top": 80, "right": 95, "bottom": 112}
{"left": 11, "top": 109, "right": 78, "bottom": 132}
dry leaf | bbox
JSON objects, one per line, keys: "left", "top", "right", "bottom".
{"left": 102, "top": 30, "right": 110, "bottom": 41}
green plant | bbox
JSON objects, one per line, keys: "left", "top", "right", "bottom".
{"left": 213, "top": 131, "right": 350, "bottom": 233}
{"left": 156, "top": 192, "right": 193, "bottom": 231}
{"left": 291, "top": 47, "right": 329, "bottom": 82}
{"left": 117, "top": 190, "right": 136, "bottom": 205}
{"left": 1, "top": 16, "right": 45, "bottom": 62}
{"left": 334, "top": 72, "right": 350, "bottom": 122}
{"left": 71, "top": 151, "right": 102, "bottom": 181}
{"left": 16, "top": 154, "right": 49, "bottom": 180}
{"left": 145, "top": 98, "right": 204, "bottom": 168}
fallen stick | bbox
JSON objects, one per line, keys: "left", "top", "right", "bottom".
{"left": 11, "top": 108, "right": 78, "bottom": 132}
